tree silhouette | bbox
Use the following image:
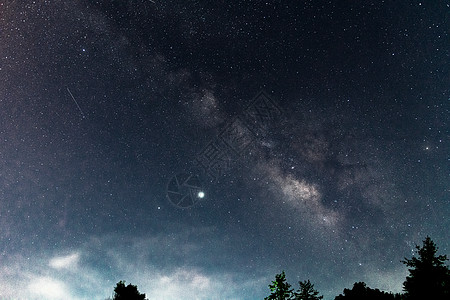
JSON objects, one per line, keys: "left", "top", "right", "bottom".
{"left": 113, "top": 280, "right": 147, "bottom": 300}
{"left": 401, "top": 236, "right": 450, "bottom": 299}
{"left": 265, "top": 271, "right": 294, "bottom": 300}
{"left": 334, "top": 282, "right": 399, "bottom": 300}
{"left": 294, "top": 279, "right": 323, "bottom": 300}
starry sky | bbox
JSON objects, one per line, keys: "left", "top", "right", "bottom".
{"left": 0, "top": 1, "right": 449, "bottom": 299}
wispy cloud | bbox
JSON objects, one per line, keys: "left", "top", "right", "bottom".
{"left": 28, "top": 276, "right": 70, "bottom": 300}
{"left": 49, "top": 252, "right": 80, "bottom": 270}
{"left": 0, "top": 230, "right": 269, "bottom": 300}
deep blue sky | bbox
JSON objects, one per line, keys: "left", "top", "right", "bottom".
{"left": 0, "top": 1, "right": 448, "bottom": 299}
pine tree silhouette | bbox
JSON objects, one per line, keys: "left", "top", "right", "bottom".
{"left": 294, "top": 279, "right": 323, "bottom": 300}
{"left": 265, "top": 271, "right": 294, "bottom": 300}
{"left": 401, "top": 236, "right": 450, "bottom": 300}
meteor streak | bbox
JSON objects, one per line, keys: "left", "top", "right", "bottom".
{"left": 66, "top": 87, "right": 85, "bottom": 118}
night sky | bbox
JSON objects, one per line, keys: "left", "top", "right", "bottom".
{"left": 0, "top": 1, "right": 449, "bottom": 299}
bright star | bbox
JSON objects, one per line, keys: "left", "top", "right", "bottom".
{"left": 198, "top": 191, "right": 205, "bottom": 198}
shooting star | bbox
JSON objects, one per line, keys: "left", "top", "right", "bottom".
{"left": 66, "top": 87, "right": 86, "bottom": 119}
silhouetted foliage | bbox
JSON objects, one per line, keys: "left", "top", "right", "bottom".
{"left": 334, "top": 282, "right": 400, "bottom": 300}
{"left": 294, "top": 279, "right": 323, "bottom": 300}
{"left": 113, "top": 280, "right": 147, "bottom": 300}
{"left": 109, "top": 237, "right": 449, "bottom": 300}
{"left": 401, "top": 236, "right": 450, "bottom": 300}
{"left": 265, "top": 271, "right": 294, "bottom": 300}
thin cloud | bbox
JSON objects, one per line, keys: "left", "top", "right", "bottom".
{"left": 49, "top": 252, "right": 80, "bottom": 270}
{"left": 28, "top": 276, "right": 69, "bottom": 300}
{"left": 0, "top": 231, "right": 268, "bottom": 300}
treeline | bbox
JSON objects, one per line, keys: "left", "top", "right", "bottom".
{"left": 264, "top": 237, "right": 449, "bottom": 300}
{"left": 107, "top": 236, "right": 449, "bottom": 300}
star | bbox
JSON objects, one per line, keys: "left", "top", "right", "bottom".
{"left": 0, "top": 1, "right": 447, "bottom": 299}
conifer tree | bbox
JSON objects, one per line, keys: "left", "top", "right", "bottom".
{"left": 294, "top": 279, "right": 323, "bottom": 300}
{"left": 265, "top": 271, "right": 294, "bottom": 300}
{"left": 401, "top": 236, "right": 450, "bottom": 300}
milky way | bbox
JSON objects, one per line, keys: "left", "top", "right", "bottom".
{"left": 0, "top": 1, "right": 448, "bottom": 299}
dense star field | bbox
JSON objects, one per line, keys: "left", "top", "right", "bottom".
{"left": 0, "top": 1, "right": 448, "bottom": 299}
